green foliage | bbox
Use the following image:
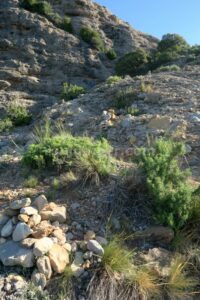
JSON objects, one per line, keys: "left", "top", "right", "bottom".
{"left": 156, "top": 64, "right": 181, "bottom": 72}
{"left": 20, "top": 0, "right": 52, "bottom": 16}
{"left": 61, "top": 83, "right": 85, "bottom": 101}
{"left": 0, "top": 118, "right": 13, "bottom": 133}
{"left": 138, "top": 139, "right": 193, "bottom": 229}
{"left": 114, "top": 87, "right": 137, "bottom": 109}
{"left": 158, "top": 34, "right": 189, "bottom": 53}
{"left": 102, "top": 237, "right": 133, "bottom": 274}
{"left": 140, "top": 82, "right": 153, "bottom": 93}
{"left": 115, "top": 49, "right": 149, "bottom": 77}
{"left": 23, "top": 130, "right": 114, "bottom": 181}
{"left": 106, "top": 48, "right": 117, "bottom": 60}
{"left": 80, "top": 27, "right": 104, "bottom": 51}
{"left": 126, "top": 106, "right": 141, "bottom": 116}
{"left": 24, "top": 175, "right": 38, "bottom": 188}
{"left": 21, "top": 282, "right": 50, "bottom": 300}
{"left": 7, "top": 103, "right": 32, "bottom": 126}
{"left": 106, "top": 75, "right": 122, "bottom": 85}
{"left": 61, "top": 16, "right": 73, "bottom": 33}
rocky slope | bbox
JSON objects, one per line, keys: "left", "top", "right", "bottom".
{"left": 0, "top": 0, "right": 157, "bottom": 115}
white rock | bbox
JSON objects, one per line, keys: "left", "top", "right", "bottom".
{"left": 1, "top": 219, "right": 13, "bottom": 237}
{"left": 33, "top": 237, "right": 53, "bottom": 257}
{"left": 9, "top": 198, "right": 31, "bottom": 210}
{"left": 33, "top": 195, "right": 48, "bottom": 212}
{"left": 12, "top": 223, "right": 33, "bottom": 242}
{"left": 28, "top": 214, "right": 41, "bottom": 227}
{"left": 37, "top": 256, "right": 52, "bottom": 279}
{"left": 87, "top": 240, "right": 104, "bottom": 256}
{"left": 20, "top": 206, "right": 38, "bottom": 216}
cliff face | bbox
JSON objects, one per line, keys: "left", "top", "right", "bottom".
{"left": 0, "top": 0, "right": 157, "bottom": 113}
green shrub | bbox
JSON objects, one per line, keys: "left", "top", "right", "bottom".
{"left": 106, "top": 75, "right": 122, "bottom": 85}
{"left": 106, "top": 48, "right": 117, "bottom": 60}
{"left": 114, "top": 87, "right": 137, "bottom": 109}
{"left": 158, "top": 34, "right": 189, "bottom": 53}
{"left": 61, "top": 83, "right": 85, "bottom": 101}
{"left": 156, "top": 64, "right": 181, "bottom": 72}
{"left": 7, "top": 103, "right": 32, "bottom": 126}
{"left": 24, "top": 175, "right": 38, "bottom": 188}
{"left": 61, "top": 16, "right": 73, "bottom": 33}
{"left": 23, "top": 132, "right": 114, "bottom": 181}
{"left": 153, "top": 50, "right": 180, "bottom": 68}
{"left": 20, "top": 0, "right": 52, "bottom": 16}
{"left": 137, "top": 139, "right": 193, "bottom": 229}
{"left": 115, "top": 49, "right": 150, "bottom": 77}
{"left": 48, "top": 12, "right": 62, "bottom": 26}
{"left": 80, "top": 27, "right": 104, "bottom": 51}
{"left": 0, "top": 118, "right": 13, "bottom": 133}
{"left": 126, "top": 107, "right": 141, "bottom": 116}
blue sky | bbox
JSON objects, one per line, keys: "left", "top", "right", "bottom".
{"left": 95, "top": 0, "right": 200, "bottom": 45}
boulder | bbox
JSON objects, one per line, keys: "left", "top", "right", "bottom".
{"left": 9, "top": 198, "right": 31, "bottom": 210}
{"left": 20, "top": 206, "right": 38, "bottom": 216}
{"left": 33, "top": 237, "right": 54, "bottom": 257}
{"left": 0, "top": 213, "right": 9, "bottom": 226}
{"left": 37, "top": 256, "right": 52, "bottom": 279}
{"left": 21, "top": 238, "right": 37, "bottom": 248}
{"left": 87, "top": 240, "right": 104, "bottom": 256}
{"left": 12, "top": 222, "right": 33, "bottom": 242}
{"left": 48, "top": 244, "right": 69, "bottom": 273}
{"left": 4, "top": 207, "right": 19, "bottom": 217}
{"left": 32, "top": 221, "right": 54, "bottom": 238}
{"left": 52, "top": 228, "right": 66, "bottom": 245}
{"left": 33, "top": 195, "right": 48, "bottom": 212}
{"left": 28, "top": 214, "right": 41, "bottom": 228}
{"left": 40, "top": 205, "right": 67, "bottom": 223}
{"left": 84, "top": 230, "right": 96, "bottom": 241}
{"left": 18, "top": 214, "right": 29, "bottom": 223}
{"left": 0, "top": 240, "right": 34, "bottom": 267}
{"left": 1, "top": 219, "right": 13, "bottom": 237}
{"left": 96, "top": 236, "right": 108, "bottom": 246}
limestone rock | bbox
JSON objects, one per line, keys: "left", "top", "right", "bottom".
{"left": 0, "top": 213, "right": 9, "bottom": 226}
{"left": 71, "top": 252, "right": 84, "bottom": 277}
{"left": 20, "top": 206, "right": 38, "bottom": 216}
{"left": 87, "top": 240, "right": 104, "bottom": 256}
{"left": 12, "top": 222, "right": 33, "bottom": 242}
{"left": 1, "top": 219, "right": 13, "bottom": 237}
{"left": 28, "top": 214, "right": 41, "bottom": 228}
{"left": 48, "top": 244, "right": 69, "bottom": 273}
{"left": 32, "top": 221, "right": 54, "bottom": 238}
{"left": 18, "top": 214, "right": 29, "bottom": 223}
{"left": 37, "top": 256, "right": 52, "bottom": 279}
{"left": 40, "top": 205, "right": 67, "bottom": 223}
{"left": 33, "top": 237, "right": 54, "bottom": 257}
{"left": 31, "top": 270, "right": 47, "bottom": 289}
{"left": 33, "top": 195, "right": 48, "bottom": 212}
{"left": 9, "top": 198, "right": 31, "bottom": 210}
{"left": 21, "top": 238, "right": 37, "bottom": 248}
{"left": 96, "top": 236, "right": 108, "bottom": 246}
{"left": 52, "top": 228, "right": 66, "bottom": 245}
{"left": 0, "top": 240, "right": 34, "bottom": 267}
{"left": 63, "top": 243, "right": 72, "bottom": 252}
{"left": 84, "top": 230, "right": 96, "bottom": 241}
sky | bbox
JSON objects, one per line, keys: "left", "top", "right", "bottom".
{"left": 95, "top": 0, "right": 200, "bottom": 45}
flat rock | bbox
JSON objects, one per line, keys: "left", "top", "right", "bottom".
{"left": 12, "top": 222, "right": 33, "bottom": 242}
{"left": 1, "top": 219, "right": 13, "bottom": 237}
{"left": 0, "top": 240, "right": 34, "bottom": 267}
{"left": 33, "top": 195, "right": 48, "bottom": 212}
{"left": 10, "top": 198, "right": 31, "bottom": 210}
{"left": 40, "top": 206, "right": 67, "bottom": 223}
{"left": 48, "top": 244, "right": 69, "bottom": 273}
{"left": 37, "top": 256, "right": 52, "bottom": 279}
{"left": 87, "top": 240, "right": 104, "bottom": 256}
{"left": 33, "top": 237, "right": 54, "bottom": 257}
{"left": 21, "top": 238, "right": 37, "bottom": 248}
{"left": 20, "top": 206, "right": 38, "bottom": 216}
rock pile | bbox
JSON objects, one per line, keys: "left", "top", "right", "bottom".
{"left": 0, "top": 195, "right": 107, "bottom": 290}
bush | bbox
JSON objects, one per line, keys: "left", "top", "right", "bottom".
{"left": 106, "top": 49, "right": 117, "bottom": 60}
{"left": 24, "top": 176, "right": 38, "bottom": 188}
{"left": 7, "top": 103, "right": 32, "bottom": 126}
{"left": 61, "top": 16, "right": 73, "bottom": 33}
{"left": 61, "top": 83, "right": 85, "bottom": 101}
{"left": 115, "top": 49, "right": 150, "bottom": 77}
{"left": 158, "top": 34, "right": 189, "bottom": 53}
{"left": 106, "top": 75, "right": 122, "bottom": 85}
{"left": 20, "top": 0, "right": 52, "bottom": 16}
{"left": 0, "top": 118, "right": 13, "bottom": 133}
{"left": 156, "top": 64, "right": 181, "bottom": 72}
{"left": 114, "top": 87, "right": 137, "bottom": 109}
{"left": 80, "top": 27, "right": 104, "bottom": 51}
{"left": 126, "top": 106, "right": 141, "bottom": 116}
{"left": 23, "top": 132, "right": 115, "bottom": 181}
{"left": 137, "top": 139, "right": 193, "bottom": 229}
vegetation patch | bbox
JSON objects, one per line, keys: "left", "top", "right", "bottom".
{"left": 61, "top": 83, "right": 85, "bottom": 101}
{"left": 137, "top": 139, "right": 193, "bottom": 229}
{"left": 106, "top": 48, "right": 117, "bottom": 60}
{"left": 106, "top": 75, "right": 122, "bottom": 85}
{"left": 7, "top": 102, "right": 32, "bottom": 126}
{"left": 23, "top": 128, "right": 115, "bottom": 182}
{"left": 155, "top": 64, "right": 181, "bottom": 72}
{"left": 0, "top": 118, "right": 13, "bottom": 133}
{"left": 113, "top": 87, "right": 137, "bottom": 109}
{"left": 80, "top": 27, "right": 104, "bottom": 51}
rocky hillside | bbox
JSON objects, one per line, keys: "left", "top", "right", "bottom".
{"left": 0, "top": 0, "right": 157, "bottom": 114}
